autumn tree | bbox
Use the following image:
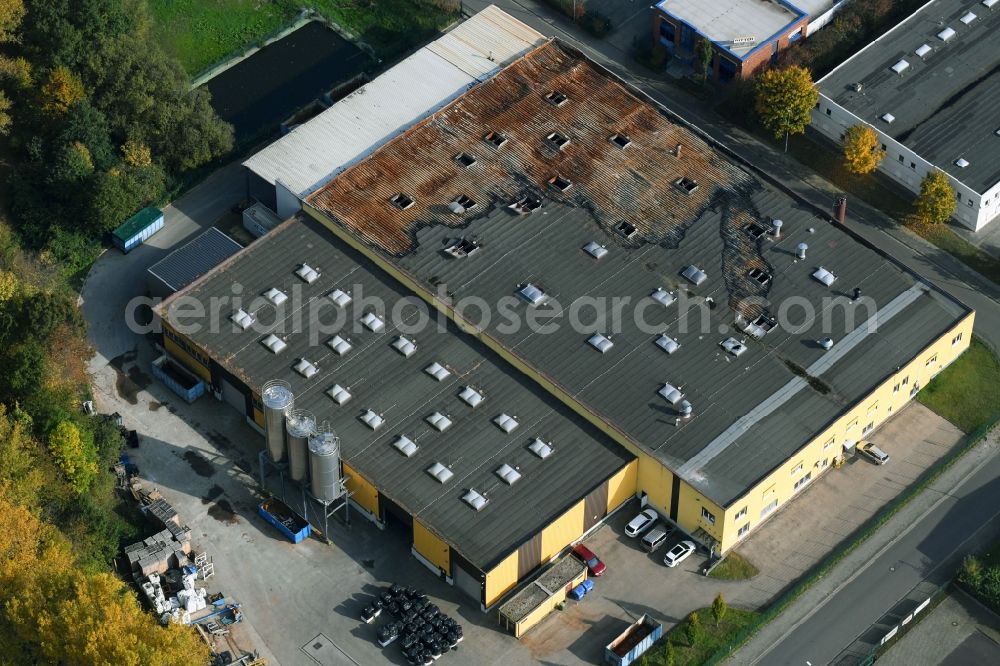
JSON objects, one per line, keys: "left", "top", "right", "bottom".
{"left": 712, "top": 592, "right": 728, "bottom": 625}
{"left": 0, "top": 0, "right": 24, "bottom": 132}
{"left": 914, "top": 170, "right": 956, "bottom": 225}
{"left": 122, "top": 138, "right": 152, "bottom": 167}
{"left": 696, "top": 39, "right": 714, "bottom": 81}
{"left": 842, "top": 124, "right": 884, "bottom": 174}
{"left": 754, "top": 65, "right": 819, "bottom": 151}
{"left": 40, "top": 66, "right": 85, "bottom": 115}
{"left": 47, "top": 420, "right": 97, "bottom": 494}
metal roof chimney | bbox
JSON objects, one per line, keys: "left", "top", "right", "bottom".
{"left": 772, "top": 219, "right": 783, "bottom": 238}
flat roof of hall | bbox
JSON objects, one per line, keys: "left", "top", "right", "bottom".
{"left": 307, "top": 39, "right": 970, "bottom": 506}
{"left": 158, "top": 214, "right": 633, "bottom": 571}
{"left": 655, "top": 0, "right": 802, "bottom": 57}
{"left": 819, "top": 0, "right": 1000, "bottom": 192}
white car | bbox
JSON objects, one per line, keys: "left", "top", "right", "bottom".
{"left": 858, "top": 442, "right": 890, "bottom": 465}
{"left": 625, "top": 509, "right": 659, "bottom": 537}
{"left": 663, "top": 540, "right": 696, "bottom": 568}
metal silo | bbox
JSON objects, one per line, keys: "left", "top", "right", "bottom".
{"left": 309, "top": 420, "right": 342, "bottom": 502}
{"left": 285, "top": 409, "right": 316, "bottom": 482}
{"left": 262, "top": 380, "right": 294, "bottom": 463}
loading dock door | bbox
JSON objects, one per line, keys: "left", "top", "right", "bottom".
{"left": 453, "top": 560, "right": 481, "bottom": 602}
{"left": 583, "top": 483, "right": 609, "bottom": 531}
{"left": 221, "top": 377, "right": 247, "bottom": 415}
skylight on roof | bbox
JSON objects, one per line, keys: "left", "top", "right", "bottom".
{"left": 617, "top": 221, "right": 637, "bottom": 238}
{"left": 658, "top": 383, "right": 683, "bottom": 405}
{"left": 519, "top": 283, "right": 547, "bottom": 305}
{"left": 583, "top": 242, "right": 608, "bottom": 260}
{"left": 881, "top": 113, "right": 895, "bottom": 124}
{"left": 264, "top": 287, "right": 288, "bottom": 306}
{"left": 610, "top": 133, "right": 632, "bottom": 149}
{"left": 294, "top": 358, "right": 318, "bottom": 378}
{"left": 484, "top": 131, "right": 508, "bottom": 148}
{"left": 890, "top": 59, "right": 909, "bottom": 75}
{"left": 327, "top": 384, "right": 351, "bottom": 405}
{"left": 328, "top": 288, "right": 351, "bottom": 307}
{"left": 426, "top": 412, "right": 452, "bottom": 432}
{"left": 546, "top": 132, "right": 570, "bottom": 149}
{"left": 937, "top": 26, "right": 956, "bottom": 41}
{"left": 984, "top": 0, "right": 998, "bottom": 8}
{"left": 812, "top": 267, "right": 837, "bottom": 286}
{"left": 425, "top": 362, "right": 450, "bottom": 381}
{"left": 675, "top": 177, "right": 699, "bottom": 194}
{"left": 393, "top": 435, "right": 417, "bottom": 457}
{"left": 295, "top": 264, "right": 320, "bottom": 283}
{"left": 392, "top": 336, "right": 417, "bottom": 358}
{"left": 462, "top": 489, "right": 489, "bottom": 512}
{"left": 231, "top": 309, "right": 253, "bottom": 330}
{"left": 450, "top": 194, "right": 477, "bottom": 213}
{"left": 496, "top": 463, "right": 522, "bottom": 485}
{"left": 494, "top": 413, "right": 519, "bottom": 434}
{"left": 459, "top": 386, "right": 484, "bottom": 408}
{"left": 360, "top": 410, "right": 385, "bottom": 430}
{"left": 915, "top": 44, "right": 932, "bottom": 58}
{"left": 748, "top": 268, "right": 771, "bottom": 285}
{"left": 651, "top": 288, "right": 676, "bottom": 307}
{"left": 656, "top": 334, "right": 680, "bottom": 354}
{"left": 454, "top": 152, "right": 476, "bottom": 168}
{"left": 528, "top": 438, "right": 553, "bottom": 459}
{"left": 588, "top": 333, "right": 614, "bottom": 354}
{"left": 261, "top": 334, "right": 286, "bottom": 354}
{"left": 545, "top": 91, "right": 568, "bottom": 106}
{"left": 960, "top": 11, "right": 976, "bottom": 24}
{"left": 360, "top": 312, "right": 384, "bottom": 332}
{"left": 955, "top": 158, "right": 970, "bottom": 168}
{"left": 427, "top": 462, "right": 453, "bottom": 484}
{"left": 328, "top": 335, "right": 352, "bottom": 355}
{"left": 720, "top": 337, "right": 747, "bottom": 357}
{"left": 390, "top": 193, "right": 415, "bottom": 210}
{"left": 682, "top": 265, "right": 707, "bottom": 285}
{"left": 549, "top": 175, "right": 572, "bottom": 192}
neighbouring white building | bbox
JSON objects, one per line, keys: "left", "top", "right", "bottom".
{"left": 812, "top": 0, "right": 1000, "bottom": 231}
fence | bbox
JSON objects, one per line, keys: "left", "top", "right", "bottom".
{"left": 702, "top": 409, "right": 1000, "bottom": 665}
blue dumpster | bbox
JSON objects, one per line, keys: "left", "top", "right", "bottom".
{"left": 568, "top": 579, "right": 594, "bottom": 600}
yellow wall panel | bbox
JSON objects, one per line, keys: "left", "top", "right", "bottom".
{"left": 343, "top": 462, "right": 380, "bottom": 517}
{"left": 413, "top": 519, "right": 450, "bottom": 573}
{"left": 163, "top": 335, "right": 212, "bottom": 383}
{"left": 540, "top": 500, "right": 585, "bottom": 562}
{"left": 636, "top": 454, "right": 674, "bottom": 515}
{"left": 485, "top": 551, "right": 519, "bottom": 607}
{"left": 606, "top": 459, "right": 638, "bottom": 512}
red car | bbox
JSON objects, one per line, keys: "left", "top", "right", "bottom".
{"left": 572, "top": 543, "right": 606, "bottom": 576}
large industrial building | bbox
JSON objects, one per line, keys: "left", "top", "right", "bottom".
{"left": 157, "top": 8, "right": 973, "bottom": 611}
{"left": 811, "top": 0, "right": 1000, "bottom": 231}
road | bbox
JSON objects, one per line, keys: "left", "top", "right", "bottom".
{"left": 752, "top": 434, "right": 1000, "bottom": 665}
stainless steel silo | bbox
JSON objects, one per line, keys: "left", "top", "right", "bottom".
{"left": 285, "top": 409, "right": 316, "bottom": 482}
{"left": 262, "top": 380, "right": 294, "bottom": 463}
{"left": 309, "top": 421, "right": 342, "bottom": 502}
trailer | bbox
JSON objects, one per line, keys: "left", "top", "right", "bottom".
{"left": 112, "top": 206, "right": 164, "bottom": 253}
{"left": 151, "top": 354, "right": 205, "bottom": 403}
{"left": 258, "top": 498, "right": 311, "bottom": 543}
{"left": 604, "top": 614, "right": 663, "bottom": 666}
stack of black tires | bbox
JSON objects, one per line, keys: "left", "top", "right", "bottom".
{"left": 364, "top": 583, "right": 464, "bottom": 663}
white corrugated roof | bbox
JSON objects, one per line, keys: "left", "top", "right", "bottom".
{"left": 243, "top": 5, "right": 545, "bottom": 199}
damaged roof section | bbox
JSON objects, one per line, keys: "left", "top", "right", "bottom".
{"left": 308, "top": 40, "right": 754, "bottom": 256}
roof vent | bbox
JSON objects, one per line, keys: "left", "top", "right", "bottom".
{"left": 444, "top": 237, "right": 481, "bottom": 258}
{"left": 812, "top": 267, "right": 837, "bottom": 286}
{"left": 528, "top": 438, "right": 553, "bottom": 459}
{"left": 748, "top": 268, "right": 771, "bottom": 285}
{"left": 454, "top": 152, "right": 476, "bottom": 168}
{"left": 674, "top": 177, "right": 699, "bottom": 194}
{"left": 955, "top": 158, "right": 970, "bottom": 168}
{"left": 937, "top": 26, "right": 956, "bottom": 41}
{"left": 392, "top": 336, "right": 417, "bottom": 358}
{"left": 393, "top": 435, "right": 418, "bottom": 457}
{"left": 295, "top": 264, "right": 320, "bottom": 283}
{"left": 890, "top": 59, "right": 909, "bottom": 75}
{"left": 462, "top": 489, "right": 489, "bottom": 512}
{"left": 231, "top": 309, "right": 253, "bottom": 330}
{"left": 742, "top": 313, "right": 775, "bottom": 339}
{"left": 493, "top": 413, "right": 519, "bottom": 434}
{"left": 819, "top": 337, "right": 834, "bottom": 350}
{"left": 545, "top": 91, "right": 568, "bottom": 106}
{"left": 656, "top": 334, "right": 680, "bottom": 354}
{"left": 853, "top": 82, "right": 863, "bottom": 92}
{"left": 508, "top": 195, "right": 542, "bottom": 214}
{"left": 426, "top": 412, "right": 453, "bottom": 432}
{"left": 546, "top": 132, "right": 570, "bottom": 149}
{"left": 549, "top": 175, "right": 572, "bottom": 192}
{"left": 679, "top": 400, "right": 693, "bottom": 418}
{"left": 484, "top": 131, "right": 508, "bottom": 148}
{"left": 519, "top": 283, "right": 547, "bottom": 305}
{"left": 328, "top": 288, "right": 352, "bottom": 307}
{"left": 617, "top": 221, "right": 637, "bottom": 238}
{"left": 796, "top": 242, "right": 808, "bottom": 259}
{"left": 360, "top": 312, "right": 384, "bottom": 332}
{"left": 915, "top": 44, "right": 932, "bottom": 57}
{"left": 390, "top": 193, "right": 415, "bottom": 210}
{"left": 360, "top": 410, "right": 385, "bottom": 431}
{"left": 681, "top": 265, "right": 707, "bottom": 285}
{"left": 328, "top": 335, "right": 352, "bottom": 355}
{"left": 261, "top": 334, "right": 287, "bottom": 354}
{"left": 583, "top": 242, "right": 608, "bottom": 260}
{"left": 264, "top": 288, "right": 288, "bottom": 306}
{"left": 720, "top": 337, "right": 748, "bottom": 357}
{"left": 495, "top": 463, "right": 522, "bottom": 485}
{"left": 610, "top": 133, "right": 631, "bottom": 149}
{"left": 658, "top": 383, "right": 683, "bottom": 405}
{"left": 294, "top": 358, "right": 318, "bottom": 378}
{"left": 651, "top": 288, "right": 676, "bottom": 307}
{"left": 881, "top": 113, "right": 895, "bottom": 124}
{"left": 327, "top": 384, "right": 351, "bottom": 405}
{"left": 425, "top": 362, "right": 450, "bottom": 381}
{"left": 588, "top": 333, "right": 614, "bottom": 354}
{"left": 960, "top": 11, "right": 976, "bottom": 24}
{"left": 458, "top": 386, "right": 485, "bottom": 408}
{"left": 771, "top": 219, "right": 783, "bottom": 237}
{"left": 427, "top": 462, "right": 453, "bottom": 483}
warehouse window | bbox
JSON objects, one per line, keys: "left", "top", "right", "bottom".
{"left": 734, "top": 506, "right": 747, "bottom": 521}
{"left": 893, "top": 382, "right": 900, "bottom": 394}
{"left": 760, "top": 499, "right": 778, "bottom": 518}
{"left": 545, "top": 91, "right": 568, "bottom": 107}
{"left": 793, "top": 472, "right": 812, "bottom": 491}
{"left": 484, "top": 131, "right": 508, "bottom": 148}
{"left": 546, "top": 131, "right": 570, "bottom": 149}
{"left": 817, "top": 458, "right": 829, "bottom": 469}
{"left": 868, "top": 402, "right": 878, "bottom": 415}
{"left": 925, "top": 354, "right": 937, "bottom": 367}
{"left": 952, "top": 332, "right": 963, "bottom": 345}
{"left": 738, "top": 523, "right": 750, "bottom": 538}
{"left": 610, "top": 133, "right": 631, "bottom": 149}
{"left": 549, "top": 175, "right": 572, "bottom": 192}
{"left": 454, "top": 152, "right": 476, "bottom": 168}
{"left": 790, "top": 462, "right": 804, "bottom": 476}
{"left": 701, "top": 506, "right": 716, "bottom": 525}
{"left": 823, "top": 437, "right": 835, "bottom": 450}
{"left": 847, "top": 418, "right": 858, "bottom": 430}
{"left": 862, "top": 421, "right": 874, "bottom": 435}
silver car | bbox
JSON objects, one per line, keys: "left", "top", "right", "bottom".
{"left": 858, "top": 442, "right": 890, "bottom": 465}
{"left": 663, "top": 540, "right": 696, "bottom": 567}
{"left": 625, "top": 509, "right": 659, "bottom": 537}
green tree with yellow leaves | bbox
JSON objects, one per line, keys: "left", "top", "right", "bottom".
{"left": 754, "top": 65, "right": 819, "bottom": 152}
{"left": 842, "top": 124, "right": 884, "bottom": 174}
{"left": 40, "top": 66, "right": 84, "bottom": 115}
{"left": 914, "top": 169, "right": 956, "bottom": 225}
{"left": 47, "top": 420, "right": 97, "bottom": 494}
